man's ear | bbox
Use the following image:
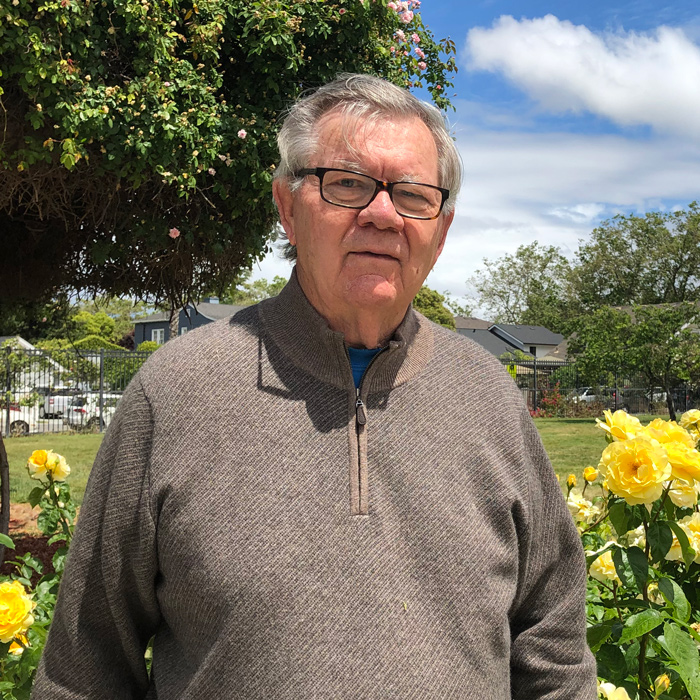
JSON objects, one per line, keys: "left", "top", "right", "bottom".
{"left": 432, "top": 209, "right": 454, "bottom": 266}
{"left": 272, "top": 179, "right": 297, "bottom": 246}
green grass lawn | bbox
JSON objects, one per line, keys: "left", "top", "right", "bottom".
{"left": 4, "top": 433, "right": 104, "bottom": 505}
{"left": 536, "top": 413, "right": 666, "bottom": 482}
{"left": 2, "top": 414, "right": 669, "bottom": 506}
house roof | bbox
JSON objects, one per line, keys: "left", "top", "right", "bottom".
{"left": 0, "top": 335, "right": 36, "bottom": 350}
{"left": 492, "top": 324, "right": 564, "bottom": 346}
{"left": 134, "top": 302, "right": 248, "bottom": 325}
{"left": 457, "top": 328, "right": 533, "bottom": 358}
{"left": 454, "top": 316, "right": 491, "bottom": 330}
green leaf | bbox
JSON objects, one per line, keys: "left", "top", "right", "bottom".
{"left": 658, "top": 578, "right": 691, "bottom": 623}
{"left": 608, "top": 501, "right": 628, "bottom": 536}
{"left": 664, "top": 622, "right": 700, "bottom": 699}
{"left": 668, "top": 521, "right": 696, "bottom": 569}
{"left": 619, "top": 609, "right": 666, "bottom": 643}
{"left": 648, "top": 521, "right": 673, "bottom": 563}
{"left": 612, "top": 546, "right": 635, "bottom": 589}
{"left": 626, "top": 546, "right": 648, "bottom": 591}
{"left": 27, "top": 485, "right": 46, "bottom": 508}
{"left": 596, "top": 643, "right": 627, "bottom": 684}
{"left": 0, "top": 532, "right": 14, "bottom": 549}
{"left": 587, "top": 620, "right": 615, "bottom": 652}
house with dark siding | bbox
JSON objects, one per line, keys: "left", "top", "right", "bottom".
{"left": 133, "top": 297, "right": 247, "bottom": 346}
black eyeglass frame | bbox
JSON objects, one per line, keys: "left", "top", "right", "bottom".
{"left": 295, "top": 167, "right": 450, "bottom": 221}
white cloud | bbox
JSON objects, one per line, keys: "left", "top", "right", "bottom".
{"left": 465, "top": 15, "right": 700, "bottom": 138}
{"left": 423, "top": 127, "right": 700, "bottom": 309}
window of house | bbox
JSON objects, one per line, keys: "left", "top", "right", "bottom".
{"left": 152, "top": 329, "right": 165, "bottom": 345}
{"left": 529, "top": 346, "right": 537, "bottom": 357}
{"left": 180, "top": 327, "right": 188, "bottom": 335}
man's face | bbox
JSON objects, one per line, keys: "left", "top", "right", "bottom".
{"left": 273, "top": 111, "right": 454, "bottom": 323}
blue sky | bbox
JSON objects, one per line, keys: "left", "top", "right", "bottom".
{"left": 252, "top": 0, "right": 700, "bottom": 316}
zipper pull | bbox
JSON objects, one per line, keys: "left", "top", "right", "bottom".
{"left": 355, "top": 395, "right": 367, "bottom": 426}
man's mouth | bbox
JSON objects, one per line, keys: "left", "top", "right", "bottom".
{"left": 351, "top": 251, "right": 398, "bottom": 262}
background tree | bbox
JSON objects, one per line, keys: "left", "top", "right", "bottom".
{"left": 570, "top": 203, "right": 700, "bottom": 311}
{"left": 413, "top": 286, "right": 455, "bottom": 329}
{"left": 216, "top": 272, "right": 288, "bottom": 306}
{"left": 0, "top": 0, "right": 456, "bottom": 316}
{"left": 468, "top": 242, "right": 571, "bottom": 330}
{"left": 568, "top": 303, "right": 700, "bottom": 421}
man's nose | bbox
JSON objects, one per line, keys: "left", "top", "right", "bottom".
{"left": 357, "top": 189, "right": 404, "bottom": 230}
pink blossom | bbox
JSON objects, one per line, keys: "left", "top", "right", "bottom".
{"left": 42, "top": 317, "right": 47, "bottom": 322}
{"left": 418, "top": 61, "right": 427, "bottom": 71}
{"left": 339, "top": 7, "right": 346, "bottom": 13}
{"left": 208, "top": 167, "right": 216, "bottom": 176}
{"left": 411, "top": 33, "right": 420, "bottom": 43}
{"left": 436, "top": 84, "right": 442, "bottom": 90}
{"left": 168, "top": 227, "right": 180, "bottom": 239}
{"left": 387, "top": 1, "right": 397, "bottom": 9}
{"left": 394, "top": 29, "right": 405, "bottom": 41}
{"left": 390, "top": 46, "right": 396, "bottom": 53}
{"left": 164, "top": 81, "right": 171, "bottom": 87}
{"left": 403, "top": 50, "right": 409, "bottom": 56}
{"left": 400, "top": 10, "right": 413, "bottom": 23}
{"left": 237, "top": 129, "right": 247, "bottom": 139}
{"left": 414, "top": 47, "right": 425, "bottom": 59}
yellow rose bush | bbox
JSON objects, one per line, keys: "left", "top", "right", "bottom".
{"left": 579, "top": 411, "right": 700, "bottom": 700}
{"left": 0, "top": 451, "right": 75, "bottom": 695}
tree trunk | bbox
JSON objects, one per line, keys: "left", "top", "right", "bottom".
{"left": 0, "top": 434, "right": 10, "bottom": 565}
{"left": 666, "top": 386, "right": 676, "bottom": 423}
{"left": 168, "top": 306, "right": 179, "bottom": 342}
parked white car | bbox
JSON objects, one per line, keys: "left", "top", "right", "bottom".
{"left": 2, "top": 404, "right": 63, "bottom": 435}
{"left": 64, "top": 394, "right": 122, "bottom": 430}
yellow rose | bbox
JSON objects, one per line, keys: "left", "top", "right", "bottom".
{"left": 668, "top": 479, "right": 700, "bottom": 508}
{"left": 0, "top": 580, "right": 35, "bottom": 643}
{"left": 643, "top": 418, "right": 696, "bottom": 448}
{"left": 665, "top": 442, "right": 700, "bottom": 482}
{"left": 567, "top": 473, "right": 577, "bottom": 487}
{"left": 8, "top": 633, "right": 28, "bottom": 655}
{"left": 598, "top": 682, "right": 631, "bottom": 700}
{"left": 589, "top": 549, "right": 621, "bottom": 585}
{"left": 45, "top": 451, "right": 71, "bottom": 482}
{"left": 680, "top": 409, "right": 700, "bottom": 438}
{"left": 567, "top": 490, "right": 600, "bottom": 524}
{"left": 653, "top": 674, "right": 670, "bottom": 695}
{"left": 26, "top": 449, "right": 49, "bottom": 478}
{"left": 26, "top": 450, "right": 70, "bottom": 481}
{"left": 596, "top": 410, "right": 642, "bottom": 442}
{"left": 583, "top": 466, "right": 599, "bottom": 482}
{"left": 665, "top": 512, "right": 700, "bottom": 563}
{"left": 599, "top": 437, "right": 671, "bottom": 504}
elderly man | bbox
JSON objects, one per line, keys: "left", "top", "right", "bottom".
{"left": 33, "top": 74, "right": 596, "bottom": 699}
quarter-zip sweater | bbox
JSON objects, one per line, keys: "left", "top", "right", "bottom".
{"left": 33, "top": 269, "right": 596, "bottom": 700}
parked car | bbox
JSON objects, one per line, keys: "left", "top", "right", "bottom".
{"left": 64, "top": 393, "right": 122, "bottom": 430}
{"left": 2, "top": 404, "right": 63, "bottom": 435}
{"left": 37, "top": 387, "right": 81, "bottom": 419}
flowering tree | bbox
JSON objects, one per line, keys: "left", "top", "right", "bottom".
{"left": 567, "top": 410, "right": 700, "bottom": 699}
{"left": 0, "top": 0, "right": 456, "bottom": 313}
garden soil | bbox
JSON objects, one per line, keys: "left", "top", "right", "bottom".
{"left": 0, "top": 504, "right": 66, "bottom": 583}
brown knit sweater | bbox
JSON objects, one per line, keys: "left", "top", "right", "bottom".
{"left": 32, "top": 270, "right": 596, "bottom": 699}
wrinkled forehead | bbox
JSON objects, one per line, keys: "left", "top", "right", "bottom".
{"left": 310, "top": 109, "right": 439, "bottom": 182}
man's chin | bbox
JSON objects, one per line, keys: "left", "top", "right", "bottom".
{"left": 343, "top": 275, "right": 402, "bottom": 309}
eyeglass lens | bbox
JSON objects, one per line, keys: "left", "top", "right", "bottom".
{"left": 321, "top": 170, "right": 442, "bottom": 218}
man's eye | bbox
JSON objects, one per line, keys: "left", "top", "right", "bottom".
{"left": 337, "top": 178, "right": 363, "bottom": 188}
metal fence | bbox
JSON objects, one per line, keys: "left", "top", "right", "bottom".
{"left": 502, "top": 358, "right": 699, "bottom": 416}
{"left": 1, "top": 346, "right": 153, "bottom": 437}
{"left": 3, "top": 345, "right": 699, "bottom": 436}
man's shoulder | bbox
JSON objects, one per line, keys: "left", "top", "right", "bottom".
{"left": 137, "top": 305, "right": 260, "bottom": 384}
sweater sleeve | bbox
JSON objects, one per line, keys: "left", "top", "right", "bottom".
{"left": 31, "top": 376, "right": 161, "bottom": 700}
{"left": 509, "top": 409, "right": 598, "bottom": 700}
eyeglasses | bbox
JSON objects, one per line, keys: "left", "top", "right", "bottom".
{"left": 295, "top": 167, "right": 449, "bottom": 220}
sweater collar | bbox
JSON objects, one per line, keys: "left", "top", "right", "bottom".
{"left": 258, "top": 267, "right": 434, "bottom": 393}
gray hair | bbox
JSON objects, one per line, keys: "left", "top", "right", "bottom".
{"left": 274, "top": 73, "right": 462, "bottom": 260}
